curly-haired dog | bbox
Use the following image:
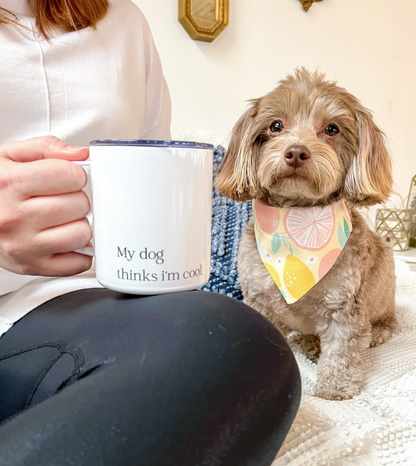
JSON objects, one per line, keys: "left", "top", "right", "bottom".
{"left": 215, "top": 69, "right": 397, "bottom": 400}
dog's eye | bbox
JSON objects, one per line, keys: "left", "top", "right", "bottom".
{"left": 323, "top": 124, "right": 340, "bottom": 137}
{"left": 270, "top": 121, "right": 284, "bottom": 134}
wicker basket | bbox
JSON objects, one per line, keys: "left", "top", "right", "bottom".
{"left": 376, "top": 209, "right": 414, "bottom": 251}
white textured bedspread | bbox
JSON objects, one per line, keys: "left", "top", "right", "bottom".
{"left": 273, "top": 259, "right": 416, "bottom": 466}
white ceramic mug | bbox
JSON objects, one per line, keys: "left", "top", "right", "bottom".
{"left": 76, "top": 140, "right": 213, "bottom": 294}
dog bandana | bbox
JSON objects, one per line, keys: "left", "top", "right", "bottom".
{"left": 253, "top": 199, "right": 352, "bottom": 304}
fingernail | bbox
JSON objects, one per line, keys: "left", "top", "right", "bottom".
{"left": 66, "top": 146, "right": 88, "bottom": 152}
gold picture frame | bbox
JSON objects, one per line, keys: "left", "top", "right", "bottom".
{"left": 178, "top": 0, "right": 229, "bottom": 43}
{"left": 299, "top": 0, "right": 324, "bottom": 12}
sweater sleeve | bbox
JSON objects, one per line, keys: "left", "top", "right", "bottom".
{"left": 138, "top": 11, "right": 172, "bottom": 140}
{"left": 0, "top": 268, "right": 37, "bottom": 296}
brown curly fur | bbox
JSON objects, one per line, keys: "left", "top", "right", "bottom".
{"left": 215, "top": 69, "right": 397, "bottom": 400}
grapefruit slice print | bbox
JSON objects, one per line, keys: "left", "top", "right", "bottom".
{"left": 319, "top": 248, "right": 342, "bottom": 279}
{"left": 284, "top": 205, "right": 335, "bottom": 250}
{"left": 254, "top": 199, "right": 280, "bottom": 235}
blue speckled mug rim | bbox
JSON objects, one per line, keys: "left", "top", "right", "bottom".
{"left": 89, "top": 139, "right": 214, "bottom": 150}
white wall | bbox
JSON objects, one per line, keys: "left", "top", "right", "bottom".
{"left": 136, "top": 0, "right": 416, "bottom": 205}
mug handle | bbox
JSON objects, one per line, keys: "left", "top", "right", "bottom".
{"left": 74, "top": 246, "right": 95, "bottom": 257}
{"left": 72, "top": 161, "right": 95, "bottom": 258}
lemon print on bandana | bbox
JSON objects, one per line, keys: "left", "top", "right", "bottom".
{"left": 253, "top": 199, "right": 352, "bottom": 304}
{"left": 284, "top": 255, "right": 315, "bottom": 300}
{"left": 264, "top": 262, "right": 282, "bottom": 288}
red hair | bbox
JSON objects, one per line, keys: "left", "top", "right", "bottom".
{"left": 0, "top": 0, "right": 109, "bottom": 38}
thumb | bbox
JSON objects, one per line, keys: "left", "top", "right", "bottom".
{"left": 0, "top": 136, "right": 89, "bottom": 163}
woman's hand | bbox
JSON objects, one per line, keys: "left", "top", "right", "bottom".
{"left": 0, "top": 136, "right": 93, "bottom": 276}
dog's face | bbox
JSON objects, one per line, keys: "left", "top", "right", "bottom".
{"left": 215, "top": 69, "right": 392, "bottom": 207}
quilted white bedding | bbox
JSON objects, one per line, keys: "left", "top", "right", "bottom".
{"left": 273, "top": 258, "right": 416, "bottom": 465}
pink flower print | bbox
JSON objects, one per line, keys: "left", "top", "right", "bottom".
{"left": 264, "top": 251, "right": 273, "bottom": 262}
{"left": 275, "top": 256, "right": 284, "bottom": 268}
{"left": 306, "top": 255, "right": 319, "bottom": 265}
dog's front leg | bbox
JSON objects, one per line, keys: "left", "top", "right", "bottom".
{"left": 315, "top": 305, "right": 371, "bottom": 400}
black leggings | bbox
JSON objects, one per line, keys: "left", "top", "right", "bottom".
{"left": 0, "top": 289, "right": 301, "bottom": 466}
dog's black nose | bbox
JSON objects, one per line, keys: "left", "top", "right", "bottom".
{"left": 284, "top": 145, "right": 311, "bottom": 168}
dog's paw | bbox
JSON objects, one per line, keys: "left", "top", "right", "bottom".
{"left": 289, "top": 333, "right": 321, "bottom": 363}
{"left": 315, "top": 382, "right": 359, "bottom": 401}
{"left": 370, "top": 323, "right": 394, "bottom": 347}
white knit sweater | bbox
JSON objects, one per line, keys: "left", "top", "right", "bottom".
{"left": 0, "top": 0, "right": 171, "bottom": 337}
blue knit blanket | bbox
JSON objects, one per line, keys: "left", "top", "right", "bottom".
{"left": 200, "top": 146, "right": 252, "bottom": 300}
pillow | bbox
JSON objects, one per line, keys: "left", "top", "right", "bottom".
{"left": 200, "top": 146, "right": 252, "bottom": 300}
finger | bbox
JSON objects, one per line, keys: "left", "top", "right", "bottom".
{"left": 11, "top": 158, "right": 88, "bottom": 197}
{"left": 0, "top": 136, "right": 89, "bottom": 163}
{"left": 36, "top": 253, "right": 93, "bottom": 277}
{"left": 32, "top": 219, "right": 92, "bottom": 256}
{"left": 22, "top": 191, "right": 91, "bottom": 230}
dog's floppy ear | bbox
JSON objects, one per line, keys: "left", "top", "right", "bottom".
{"left": 214, "top": 99, "right": 261, "bottom": 201}
{"left": 344, "top": 106, "right": 392, "bottom": 206}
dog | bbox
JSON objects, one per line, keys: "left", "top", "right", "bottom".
{"left": 215, "top": 68, "right": 397, "bottom": 400}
